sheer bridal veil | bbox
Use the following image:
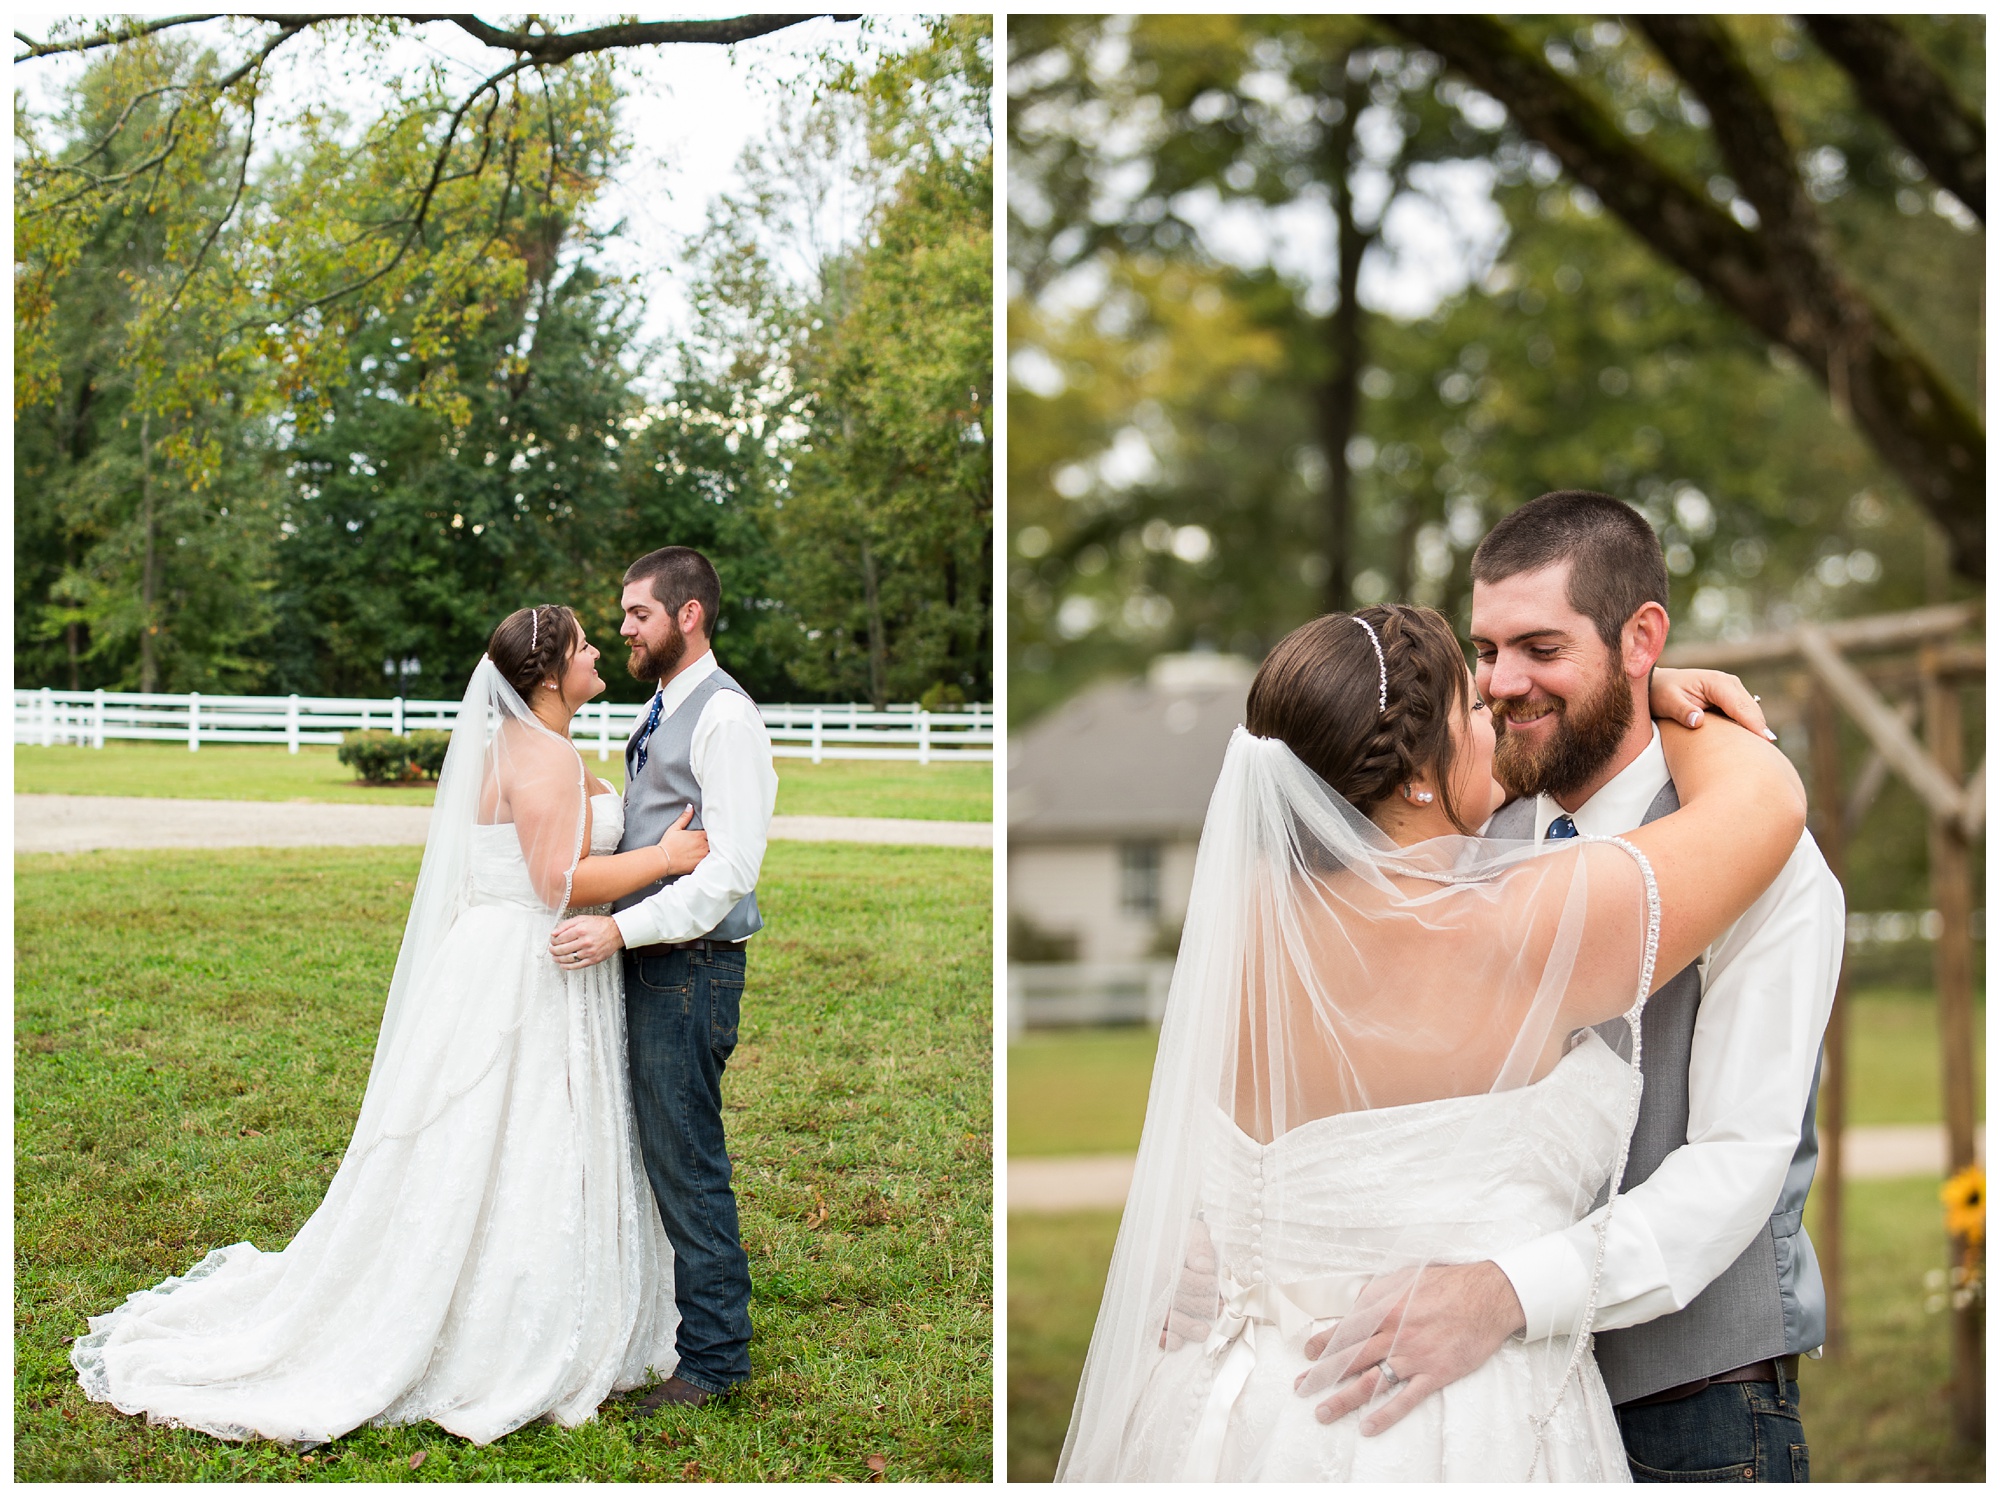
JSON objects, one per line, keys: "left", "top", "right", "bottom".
{"left": 347, "top": 654, "right": 588, "bottom": 1154}
{"left": 1056, "top": 723, "right": 1661, "bottom": 1480}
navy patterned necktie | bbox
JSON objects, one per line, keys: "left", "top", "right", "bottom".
{"left": 629, "top": 691, "right": 665, "bottom": 777}
{"left": 1545, "top": 813, "right": 1580, "bottom": 842}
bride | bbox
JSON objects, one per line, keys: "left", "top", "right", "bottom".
{"left": 73, "top": 605, "right": 706, "bottom": 1445}
{"left": 1057, "top": 604, "right": 1806, "bottom": 1482}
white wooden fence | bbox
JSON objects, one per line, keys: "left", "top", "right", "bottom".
{"left": 1008, "top": 961, "right": 1176, "bottom": 1037}
{"left": 14, "top": 688, "right": 993, "bottom": 764}
{"left": 1004, "top": 912, "right": 1987, "bottom": 1035}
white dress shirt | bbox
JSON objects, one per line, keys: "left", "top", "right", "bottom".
{"left": 609, "top": 650, "right": 778, "bottom": 950}
{"left": 1490, "top": 724, "right": 1846, "bottom": 1341}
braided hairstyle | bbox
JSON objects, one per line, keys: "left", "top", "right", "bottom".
{"left": 1246, "top": 604, "right": 1479, "bottom": 834}
{"left": 488, "top": 604, "right": 582, "bottom": 706}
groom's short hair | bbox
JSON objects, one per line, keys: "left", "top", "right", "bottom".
{"left": 625, "top": 546, "right": 722, "bottom": 638}
{"left": 1470, "top": 490, "right": 1668, "bottom": 650}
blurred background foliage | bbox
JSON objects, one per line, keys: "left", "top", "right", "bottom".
{"left": 1007, "top": 13, "right": 1982, "bottom": 725}
{"left": 16, "top": 15, "right": 991, "bottom": 707}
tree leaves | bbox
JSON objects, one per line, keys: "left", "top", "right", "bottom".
{"left": 15, "top": 19, "right": 994, "bottom": 704}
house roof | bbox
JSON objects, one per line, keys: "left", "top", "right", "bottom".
{"left": 1009, "top": 654, "right": 1255, "bottom": 842}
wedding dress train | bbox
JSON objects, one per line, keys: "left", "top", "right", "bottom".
{"left": 73, "top": 789, "right": 677, "bottom": 1445}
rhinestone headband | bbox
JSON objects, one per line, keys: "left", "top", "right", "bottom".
{"left": 1353, "top": 615, "right": 1388, "bottom": 712}
{"left": 529, "top": 604, "right": 561, "bottom": 653}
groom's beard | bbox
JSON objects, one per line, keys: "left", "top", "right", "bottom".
{"left": 1489, "top": 661, "right": 1635, "bottom": 802}
{"left": 626, "top": 620, "right": 687, "bottom": 683}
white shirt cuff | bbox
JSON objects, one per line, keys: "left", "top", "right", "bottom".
{"left": 611, "top": 903, "right": 658, "bottom": 951}
{"left": 1491, "top": 1227, "right": 1596, "bottom": 1343}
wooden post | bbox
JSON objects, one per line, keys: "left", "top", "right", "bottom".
{"left": 1921, "top": 645, "right": 1982, "bottom": 1444}
{"left": 1807, "top": 686, "right": 1848, "bottom": 1354}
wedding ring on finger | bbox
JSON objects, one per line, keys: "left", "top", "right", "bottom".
{"left": 1378, "top": 1360, "right": 1400, "bottom": 1388}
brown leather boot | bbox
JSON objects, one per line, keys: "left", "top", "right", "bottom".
{"left": 632, "top": 1374, "right": 712, "bottom": 1412}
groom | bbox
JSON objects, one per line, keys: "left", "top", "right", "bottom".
{"left": 550, "top": 545, "right": 778, "bottom": 1409}
{"left": 1299, "top": 491, "right": 1844, "bottom": 1480}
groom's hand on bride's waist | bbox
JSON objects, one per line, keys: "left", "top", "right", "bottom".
{"left": 1293, "top": 1261, "right": 1526, "bottom": 1435}
{"left": 1159, "top": 1218, "right": 1220, "bottom": 1351}
{"left": 550, "top": 915, "right": 625, "bottom": 969}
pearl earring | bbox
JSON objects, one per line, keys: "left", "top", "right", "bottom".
{"left": 1404, "top": 784, "right": 1434, "bottom": 805}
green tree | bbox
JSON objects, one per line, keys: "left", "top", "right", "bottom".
{"left": 267, "top": 248, "right": 642, "bottom": 699}
{"left": 686, "top": 17, "right": 994, "bottom": 709}
{"left": 15, "top": 41, "right": 277, "bottom": 692}
{"left": 1011, "top": 17, "right": 1503, "bottom": 614}
{"left": 17, "top": 17, "right": 989, "bottom": 708}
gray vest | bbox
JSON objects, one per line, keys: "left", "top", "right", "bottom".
{"left": 1489, "top": 785, "right": 1824, "bottom": 1403}
{"left": 613, "top": 665, "right": 763, "bottom": 942}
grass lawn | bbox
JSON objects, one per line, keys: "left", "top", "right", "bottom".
{"left": 1007, "top": 987, "right": 1985, "bottom": 1157}
{"left": 14, "top": 741, "right": 992, "bottom": 822}
{"left": 1008, "top": 1028, "right": 1159, "bottom": 1157}
{"left": 16, "top": 840, "right": 992, "bottom": 1482}
{"left": 1006, "top": 1211, "right": 1122, "bottom": 1482}
{"left": 1801, "top": 1178, "right": 1986, "bottom": 1481}
{"left": 1005, "top": 1182, "right": 1984, "bottom": 1482}
{"left": 1835, "top": 987, "right": 1988, "bottom": 1125}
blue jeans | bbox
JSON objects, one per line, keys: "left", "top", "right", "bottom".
{"left": 1618, "top": 1377, "right": 1809, "bottom": 1482}
{"left": 624, "top": 946, "right": 753, "bottom": 1394}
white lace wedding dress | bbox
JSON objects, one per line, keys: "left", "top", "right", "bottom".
{"left": 73, "top": 789, "right": 678, "bottom": 1445}
{"left": 1121, "top": 1032, "right": 1634, "bottom": 1483}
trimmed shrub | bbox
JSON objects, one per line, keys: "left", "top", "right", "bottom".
{"left": 337, "top": 729, "right": 451, "bottom": 783}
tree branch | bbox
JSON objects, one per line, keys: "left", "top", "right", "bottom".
{"left": 1634, "top": 18, "right": 1860, "bottom": 395}
{"left": 1802, "top": 16, "right": 1984, "bottom": 221}
{"left": 23, "top": 17, "right": 312, "bottom": 213}
{"left": 62, "top": 83, "right": 183, "bottom": 172}
{"left": 1385, "top": 17, "right": 1787, "bottom": 339}
{"left": 159, "top": 69, "right": 263, "bottom": 319}
{"left": 14, "top": 15, "right": 222, "bottom": 61}
{"left": 250, "top": 55, "right": 536, "bottom": 332}
{"left": 436, "top": 14, "right": 853, "bottom": 62}
{"left": 1381, "top": 13, "right": 1984, "bottom": 580}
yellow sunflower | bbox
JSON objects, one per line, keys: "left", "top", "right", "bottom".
{"left": 1941, "top": 1164, "right": 1985, "bottom": 1247}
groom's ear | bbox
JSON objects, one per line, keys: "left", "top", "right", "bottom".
{"left": 1620, "top": 601, "right": 1670, "bottom": 679}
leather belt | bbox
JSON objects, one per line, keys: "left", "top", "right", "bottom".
{"left": 626, "top": 937, "right": 746, "bottom": 958}
{"left": 1617, "top": 1355, "right": 1800, "bottom": 1409}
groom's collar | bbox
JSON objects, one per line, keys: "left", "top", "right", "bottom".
{"left": 1533, "top": 723, "right": 1670, "bottom": 841}
{"left": 654, "top": 647, "right": 719, "bottom": 722}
